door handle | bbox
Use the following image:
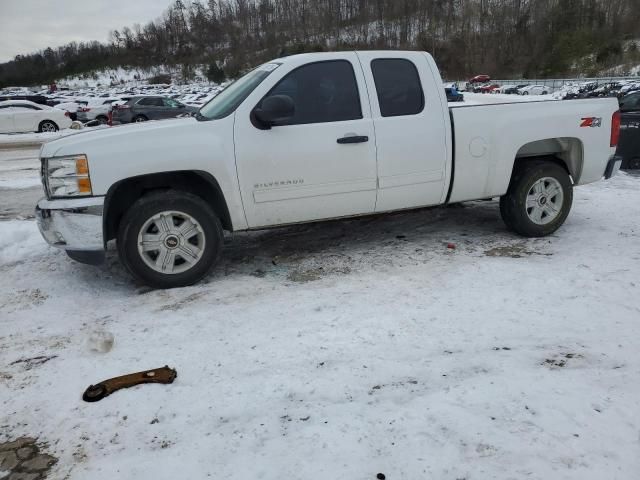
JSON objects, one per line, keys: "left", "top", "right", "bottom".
{"left": 337, "top": 135, "right": 369, "bottom": 144}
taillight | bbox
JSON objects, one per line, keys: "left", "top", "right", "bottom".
{"left": 80, "top": 107, "right": 91, "bottom": 112}
{"left": 64, "top": 111, "right": 70, "bottom": 118}
{"left": 611, "top": 110, "right": 621, "bottom": 147}
{"left": 115, "top": 104, "right": 130, "bottom": 110}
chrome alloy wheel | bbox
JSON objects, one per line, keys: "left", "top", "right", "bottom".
{"left": 526, "top": 177, "right": 564, "bottom": 225}
{"left": 137, "top": 211, "right": 206, "bottom": 274}
{"left": 41, "top": 121, "right": 57, "bottom": 132}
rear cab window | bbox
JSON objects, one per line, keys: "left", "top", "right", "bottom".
{"left": 371, "top": 59, "right": 425, "bottom": 117}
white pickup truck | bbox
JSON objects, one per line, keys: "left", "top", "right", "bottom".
{"left": 36, "top": 51, "right": 622, "bottom": 288}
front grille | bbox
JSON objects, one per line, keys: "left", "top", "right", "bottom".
{"left": 40, "top": 158, "right": 50, "bottom": 198}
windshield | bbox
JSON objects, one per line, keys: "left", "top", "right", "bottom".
{"left": 198, "top": 63, "right": 280, "bottom": 120}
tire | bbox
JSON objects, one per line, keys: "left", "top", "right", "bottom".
{"left": 96, "top": 115, "right": 109, "bottom": 124}
{"left": 133, "top": 115, "right": 148, "bottom": 123}
{"left": 623, "top": 157, "right": 640, "bottom": 170}
{"left": 523, "top": 91, "right": 529, "bottom": 96}
{"left": 500, "top": 160, "right": 573, "bottom": 237}
{"left": 39, "top": 120, "right": 59, "bottom": 132}
{"left": 117, "top": 190, "right": 223, "bottom": 289}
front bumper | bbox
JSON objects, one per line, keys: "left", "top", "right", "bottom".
{"left": 35, "top": 196, "right": 106, "bottom": 265}
{"left": 604, "top": 155, "right": 623, "bottom": 180}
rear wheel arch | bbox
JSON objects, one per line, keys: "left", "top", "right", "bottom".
{"left": 104, "top": 171, "right": 233, "bottom": 243}
{"left": 514, "top": 137, "right": 584, "bottom": 183}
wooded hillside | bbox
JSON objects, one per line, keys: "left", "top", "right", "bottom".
{"left": 1, "top": 0, "right": 639, "bottom": 87}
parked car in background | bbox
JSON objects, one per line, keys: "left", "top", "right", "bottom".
{"left": 112, "top": 96, "right": 197, "bottom": 124}
{"left": 51, "top": 100, "right": 89, "bottom": 121}
{"left": 469, "top": 74, "right": 491, "bottom": 84}
{"left": 617, "top": 91, "right": 640, "bottom": 170}
{"left": 480, "top": 83, "right": 501, "bottom": 94}
{"left": 77, "top": 98, "right": 126, "bottom": 124}
{"left": 618, "top": 82, "right": 640, "bottom": 98}
{"left": 500, "top": 84, "right": 529, "bottom": 95}
{"left": 0, "top": 100, "right": 72, "bottom": 133}
{"left": 445, "top": 86, "right": 464, "bottom": 102}
{"left": 519, "top": 85, "right": 549, "bottom": 95}
{"left": 0, "top": 95, "right": 48, "bottom": 106}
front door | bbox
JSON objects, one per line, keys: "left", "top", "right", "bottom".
{"left": 234, "top": 55, "right": 377, "bottom": 228}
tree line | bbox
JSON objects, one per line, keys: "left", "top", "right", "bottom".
{"left": 1, "top": 0, "right": 639, "bottom": 87}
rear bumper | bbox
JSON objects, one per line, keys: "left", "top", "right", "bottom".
{"left": 604, "top": 155, "right": 623, "bottom": 179}
{"left": 35, "top": 196, "right": 106, "bottom": 265}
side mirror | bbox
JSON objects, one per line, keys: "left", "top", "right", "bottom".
{"left": 253, "top": 95, "right": 295, "bottom": 129}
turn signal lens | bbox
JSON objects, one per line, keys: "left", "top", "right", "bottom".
{"left": 77, "top": 178, "right": 92, "bottom": 193}
{"left": 76, "top": 157, "right": 89, "bottom": 175}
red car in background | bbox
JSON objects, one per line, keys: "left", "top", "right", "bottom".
{"left": 480, "top": 83, "right": 501, "bottom": 93}
{"left": 469, "top": 74, "right": 491, "bottom": 84}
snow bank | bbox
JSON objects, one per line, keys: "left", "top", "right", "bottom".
{"left": 0, "top": 220, "right": 48, "bottom": 264}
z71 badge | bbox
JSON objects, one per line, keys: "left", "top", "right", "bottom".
{"left": 580, "top": 117, "right": 602, "bottom": 128}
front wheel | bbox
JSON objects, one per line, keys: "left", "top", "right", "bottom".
{"left": 117, "top": 191, "right": 223, "bottom": 289}
{"left": 500, "top": 160, "right": 573, "bottom": 237}
{"left": 133, "top": 115, "right": 148, "bottom": 123}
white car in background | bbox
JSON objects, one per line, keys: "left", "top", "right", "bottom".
{"left": 0, "top": 100, "right": 72, "bottom": 133}
{"left": 77, "top": 98, "right": 125, "bottom": 124}
{"left": 519, "top": 85, "right": 550, "bottom": 96}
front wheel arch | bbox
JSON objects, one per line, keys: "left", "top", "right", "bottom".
{"left": 117, "top": 190, "right": 223, "bottom": 288}
{"left": 103, "top": 171, "right": 233, "bottom": 244}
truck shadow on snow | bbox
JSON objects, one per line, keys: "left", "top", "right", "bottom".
{"left": 198, "top": 199, "right": 554, "bottom": 284}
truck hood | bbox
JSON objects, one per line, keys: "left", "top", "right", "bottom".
{"left": 40, "top": 114, "right": 237, "bottom": 199}
{"left": 40, "top": 117, "right": 200, "bottom": 158}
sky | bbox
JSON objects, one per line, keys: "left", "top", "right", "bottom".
{"left": 0, "top": 0, "right": 174, "bottom": 63}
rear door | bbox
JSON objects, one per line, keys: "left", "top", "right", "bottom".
{"left": 234, "top": 54, "right": 377, "bottom": 227}
{"left": 356, "top": 52, "right": 451, "bottom": 212}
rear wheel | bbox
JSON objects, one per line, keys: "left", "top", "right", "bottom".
{"left": 39, "top": 120, "right": 59, "bottom": 132}
{"left": 500, "top": 160, "right": 573, "bottom": 237}
{"left": 96, "top": 115, "right": 109, "bottom": 124}
{"left": 117, "top": 191, "right": 223, "bottom": 289}
{"left": 133, "top": 115, "right": 148, "bottom": 123}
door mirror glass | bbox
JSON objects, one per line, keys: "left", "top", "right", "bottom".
{"left": 254, "top": 95, "right": 295, "bottom": 126}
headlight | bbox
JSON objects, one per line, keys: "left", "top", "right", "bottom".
{"left": 44, "top": 154, "right": 93, "bottom": 198}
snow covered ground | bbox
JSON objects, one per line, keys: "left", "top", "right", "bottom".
{"left": 0, "top": 146, "right": 639, "bottom": 479}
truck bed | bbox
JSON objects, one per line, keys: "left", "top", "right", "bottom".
{"left": 447, "top": 97, "right": 619, "bottom": 203}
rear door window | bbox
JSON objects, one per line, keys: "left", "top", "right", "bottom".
{"left": 371, "top": 59, "right": 424, "bottom": 117}
{"left": 138, "top": 97, "right": 163, "bottom": 107}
